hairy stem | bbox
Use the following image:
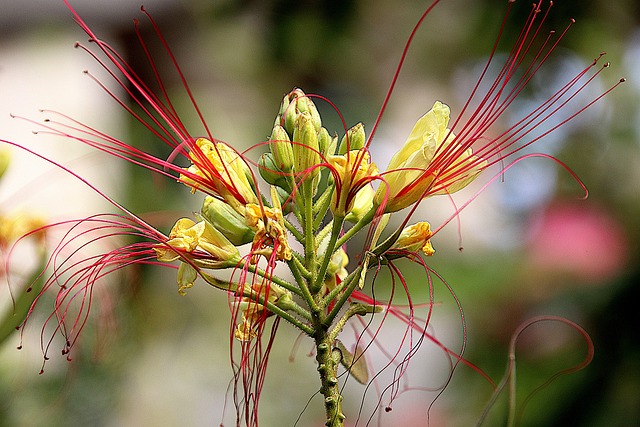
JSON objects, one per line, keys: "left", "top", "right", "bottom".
{"left": 314, "top": 321, "right": 345, "bottom": 427}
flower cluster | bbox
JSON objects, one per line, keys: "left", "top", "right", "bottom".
{"left": 5, "top": 0, "right": 623, "bottom": 426}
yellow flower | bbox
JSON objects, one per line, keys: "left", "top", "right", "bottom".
{"left": 324, "top": 247, "right": 349, "bottom": 292}
{"left": 154, "top": 218, "right": 240, "bottom": 265}
{"left": 176, "top": 262, "right": 198, "bottom": 296}
{"left": 344, "top": 184, "right": 375, "bottom": 223}
{"left": 375, "top": 101, "right": 485, "bottom": 212}
{"left": 234, "top": 282, "right": 292, "bottom": 341}
{"left": 180, "top": 139, "right": 258, "bottom": 214}
{"left": 0, "top": 213, "right": 46, "bottom": 247}
{"left": 328, "top": 149, "right": 378, "bottom": 217}
{"left": 390, "top": 222, "right": 435, "bottom": 256}
{"left": 245, "top": 187, "right": 292, "bottom": 262}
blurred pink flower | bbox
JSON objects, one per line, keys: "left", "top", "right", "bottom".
{"left": 527, "top": 203, "right": 628, "bottom": 283}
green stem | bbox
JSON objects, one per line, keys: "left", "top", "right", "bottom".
{"left": 302, "top": 180, "right": 317, "bottom": 287}
{"left": 243, "top": 262, "right": 302, "bottom": 297}
{"left": 287, "top": 256, "right": 319, "bottom": 313}
{"left": 328, "top": 302, "right": 380, "bottom": 343}
{"left": 324, "top": 262, "right": 366, "bottom": 328}
{"left": 284, "top": 217, "right": 304, "bottom": 243}
{"left": 322, "top": 265, "right": 361, "bottom": 308}
{"left": 289, "top": 251, "right": 312, "bottom": 280}
{"left": 200, "top": 272, "right": 314, "bottom": 335}
{"left": 314, "top": 322, "right": 345, "bottom": 427}
{"left": 334, "top": 206, "right": 376, "bottom": 249}
{"left": 312, "top": 214, "right": 344, "bottom": 294}
{"left": 313, "top": 185, "right": 334, "bottom": 230}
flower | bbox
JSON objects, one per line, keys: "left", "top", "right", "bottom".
{"left": 245, "top": 188, "right": 292, "bottom": 263}
{"left": 180, "top": 139, "right": 258, "bottom": 214}
{"left": 328, "top": 148, "right": 378, "bottom": 217}
{"left": 234, "top": 282, "right": 292, "bottom": 341}
{"left": 201, "top": 195, "right": 255, "bottom": 246}
{"left": 375, "top": 101, "right": 485, "bottom": 212}
{"left": 389, "top": 222, "right": 435, "bottom": 257}
{"left": 324, "top": 247, "right": 349, "bottom": 292}
{"left": 154, "top": 217, "right": 240, "bottom": 266}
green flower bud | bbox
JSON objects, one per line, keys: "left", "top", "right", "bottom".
{"left": 258, "top": 153, "right": 291, "bottom": 191}
{"left": 274, "top": 186, "right": 294, "bottom": 214}
{"left": 338, "top": 122, "right": 366, "bottom": 155}
{"left": 201, "top": 196, "right": 254, "bottom": 245}
{"left": 327, "top": 133, "right": 339, "bottom": 156}
{"left": 269, "top": 125, "right": 294, "bottom": 172}
{"left": 317, "top": 127, "right": 331, "bottom": 156}
{"left": 283, "top": 88, "right": 305, "bottom": 135}
{"left": 294, "top": 93, "right": 322, "bottom": 132}
{"left": 292, "top": 112, "right": 320, "bottom": 179}
{"left": 275, "top": 91, "right": 291, "bottom": 127}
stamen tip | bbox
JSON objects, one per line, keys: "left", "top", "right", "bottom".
{"left": 73, "top": 41, "right": 80, "bottom": 48}
{"left": 620, "top": 77, "right": 627, "bottom": 83}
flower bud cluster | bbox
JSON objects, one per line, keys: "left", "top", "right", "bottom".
{"left": 153, "top": 89, "right": 487, "bottom": 341}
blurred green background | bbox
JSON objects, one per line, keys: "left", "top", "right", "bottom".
{"left": 1, "top": 0, "right": 639, "bottom": 425}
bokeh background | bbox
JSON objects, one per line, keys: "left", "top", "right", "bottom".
{"left": 1, "top": 0, "right": 639, "bottom": 426}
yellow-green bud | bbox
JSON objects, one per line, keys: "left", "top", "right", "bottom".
{"left": 295, "top": 93, "right": 322, "bottom": 132}
{"left": 345, "top": 185, "right": 375, "bottom": 223}
{"left": 282, "top": 88, "right": 305, "bottom": 135}
{"left": 317, "top": 127, "right": 331, "bottom": 156}
{"left": 275, "top": 92, "right": 291, "bottom": 127}
{"left": 274, "top": 186, "right": 294, "bottom": 214}
{"left": 259, "top": 153, "right": 291, "bottom": 191}
{"left": 338, "top": 123, "right": 366, "bottom": 155}
{"left": 269, "top": 125, "right": 294, "bottom": 172}
{"left": 201, "top": 196, "right": 254, "bottom": 245}
{"left": 327, "top": 133, "right": 339, "bottom": 156}
{"left": 292, "top": 112, "right": 320, "bottom": 179}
